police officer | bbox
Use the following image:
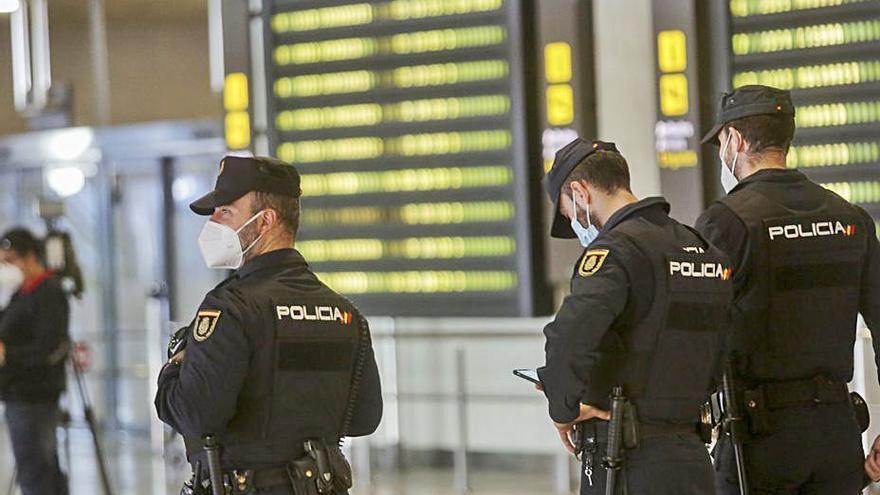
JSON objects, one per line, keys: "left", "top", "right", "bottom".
{"left": 0, "top": 228, "right": 70, "bottom": 495}
{"left": 155, "top": 156, "right": 383, "bottom": 495}
{"left": 537, "top": 139, "right": 732, "bottom": 494}
{"left": 697, "top": 85, "right": 880, "bottom": 493}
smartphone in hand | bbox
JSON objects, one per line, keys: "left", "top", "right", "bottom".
{"left": 513, "top": 368, "right": 541, "bottom": 385}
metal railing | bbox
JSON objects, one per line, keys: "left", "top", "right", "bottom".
{"left": 355, "top": 317, "right": 573, "bottom": 495}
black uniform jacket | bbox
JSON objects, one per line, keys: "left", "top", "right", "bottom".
{"left": 0, "top": 273, "right": 70, "bottom": 402}
{"left": 538, "top": 197, "right": 730, "bottom": 424}
{"left": 155, "top": 249, "right": 382, "bottom": 468}
{"left": 696, "top": 169, "right": 880, "bottom": 382}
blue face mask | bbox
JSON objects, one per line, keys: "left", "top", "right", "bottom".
{"left": 570, "top": 194, "right": 599, "bottom": 247}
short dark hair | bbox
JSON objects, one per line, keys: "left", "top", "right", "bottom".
{"left": 562, "top": 150, "right": 632, "bottom": 195}
{"left": 726, "top": 113, "right": 795, "bottom": 153}
{"left": 0, "top": 228, "right": 42, "bottom": 259}
{"left": 252, "top": 192, "right": 300, "bottom": 237}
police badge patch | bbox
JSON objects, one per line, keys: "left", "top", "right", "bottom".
{"left": 193, "top": 310, "right": 221, "bottom": 342}
{"left": 578, "top": 249, "right": 609, "bottom": 277}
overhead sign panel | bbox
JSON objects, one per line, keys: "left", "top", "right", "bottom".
{"left": 261, "top": 0, "right": 547, "bottom": 316}
{"left": 728, "top": 0, "right": 880, "bottom": 236}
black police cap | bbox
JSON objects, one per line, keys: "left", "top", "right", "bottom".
{"left": 701, "top": 85, "right": 795, "bottom": 145}
{"left": 190, "top": 156, "right": 302, "bottom": 215}
{"left": 542, "top": 138, "right": 619, "bottom": 238}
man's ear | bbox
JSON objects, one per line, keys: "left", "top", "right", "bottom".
{"left": 728, "top": 127, "right": 746, "bottom": 153}
{"left": 570, "top": 180, "right": 591, "bottom": 205}
{"left": 261, "top": 208, "right": 279, "bottom": 233}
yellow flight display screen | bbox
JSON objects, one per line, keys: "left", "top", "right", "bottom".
{"left": 730, "top": 0, "right": 880, "bottom": 230}
{"left": 263, "top": 0, "right": 544, "bottom": 316}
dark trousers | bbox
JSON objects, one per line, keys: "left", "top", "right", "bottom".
{"left": 714, "top": 402, "right": 864, "bottom": 495}
{"left": 4, "top": 400, "right": 68, "bottom": 495}
{"left": 580, "top": 433, "right": 715, "bottom": 495}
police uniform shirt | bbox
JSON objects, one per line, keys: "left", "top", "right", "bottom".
{"left": 155, "top": 248, "right": 382, "bottom": 469}
{"left": 538, "top": 197, "right": 731, "bottom": 424}
{"left": 695, "top": 168, "right": 880, "bottom": 382}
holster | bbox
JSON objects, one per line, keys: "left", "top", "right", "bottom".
{"left": 698, "top": 401, "right": 716, "bottom": 444}
{"left": 581, "top": 401, "right": 641, "bottom": 451}
{"left": 286, "top": 439, "right": 352, "bottom": 495}
{"left": 228, "top": 470, "right": 255, "bottom": 494}
{"left": 181, "top": 461, "right": 212, "bottom": 495}
{"left": 573, "top": 421, "right": 597, "bottom": 460}
{"left": 621, "top": 400, "right": 639, "bottom": 450}
{"left": 179, "top": 479, "right": 214, "bottom": 495}
{"left": 851, "top": 391, "right": 870, "bottom": 433}
{"left": 287, "top": 457, "right": 321, "bottom": 495}
{"left": 179, "top": 480, "right": 197, "bottom": 495}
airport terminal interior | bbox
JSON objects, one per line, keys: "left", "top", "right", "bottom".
{"left": 0, "top": 0, "right": 879, "bottom": 493}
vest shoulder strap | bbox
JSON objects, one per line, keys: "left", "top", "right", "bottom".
{"left": 338, "top": 310, "right": 370, "bottom": 440}
{"left": 718, "top": 186, "right": 778, "bottom": 224}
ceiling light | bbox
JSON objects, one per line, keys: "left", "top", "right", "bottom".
{"left": 45, "top": 166, "right": 86, "bottom": 198}
{"left": 0, "top": 0, "right": 20, "bottom": 14}
{"left": 47, "top": 128, "right": 94, "bottom": 161}
{"left": 172, "top": 175, "right": 198, "bottom": 202}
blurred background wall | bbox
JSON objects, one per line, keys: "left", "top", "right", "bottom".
{"left": 0, "top": 0, "right": 217, "bottom": 135}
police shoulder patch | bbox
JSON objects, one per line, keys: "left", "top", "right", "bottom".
{"left": 193, "top": 309, "right": 222, "bottom": 342}
{"left": 578, "top": 249, "right": 609, "bottom": 277}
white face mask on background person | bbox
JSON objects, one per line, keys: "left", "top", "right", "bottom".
{"left": 719, "top": 131, "right": 740, "bottom": 194}
{"left": 0, "top": 262, "right": 24, "bottom": 309}
{"left": 197, "top": 210, "right": 266, "bottom": 270}
{"left": 570, "top": 193, "right": 600, "bottom": 248}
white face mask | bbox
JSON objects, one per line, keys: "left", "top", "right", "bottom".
{"left": 0, "top": 262, "right": 24, "bottom": 309}
{"left": 570, "top": 193, "right": 600, "bottom": 248}
{"left": 197, "top": 210, "right": 266, "bottom": 270}
{"left": 719, "top": 131, "right": 740, "bottom": 194}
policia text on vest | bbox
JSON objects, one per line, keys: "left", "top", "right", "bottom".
{"left": 536, "top": 139, "right": 734, "bottom": 495}
{"left": 698, "top": 85, "right": 880, "bottom": 494}
{"left": 154, "top": 157, "right": 383, "bottom": 495}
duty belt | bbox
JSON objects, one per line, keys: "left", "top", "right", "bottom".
{"left": 750, "top": 376, "right": 849, "bottom": 410}
{"left": 592, "top": 419, "right": 696, "bottom": 441}
{"left": 187, "top": 466, "right": 292, "bottom": 495}
{"left": 230, "top": 467, "right": 291, "bottom": 493}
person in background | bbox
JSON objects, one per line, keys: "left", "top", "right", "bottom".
{"left": 0, "top": 228, "right": 70, "bottom": 495}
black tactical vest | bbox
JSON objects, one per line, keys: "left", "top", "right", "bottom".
{"left": 613, "top": 219, "right": 732, "bottom": 424}
{"left": 184, "top": 267, "right": 362, "bottom": 468}
{"left": 719, "top": 181, "right": 869, "bottom": 383}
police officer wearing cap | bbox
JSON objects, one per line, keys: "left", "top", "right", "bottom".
{"left": 155, "top": 156, "right": 383, "bottom": 495}
{"left": 536, "top": 139, "right": 732, "bottom": 494}
{"left": 696, "top": 85, "right": 880, "bottom": 493}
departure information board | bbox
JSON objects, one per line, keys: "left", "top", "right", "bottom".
{"left": 728, "top": 0, "right": 880, "bottom": 236}
{"left": 261, "top": 0, "right": 547, "bottom": 316}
